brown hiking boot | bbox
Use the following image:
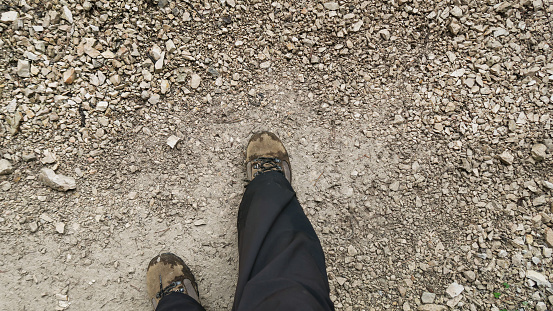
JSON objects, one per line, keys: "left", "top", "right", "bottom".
{"left": 246, "top": 131, "right": 292, "bottom": 183}
{"left": 146, "top": 253, "right": 200, "bottom": 310}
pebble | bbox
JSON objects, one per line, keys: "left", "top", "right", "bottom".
{"left": 526, "top": 270, "right": 551, "bottom": 287}
{"left": 63, "top": 68, "right": 76, "bottom": 84}
{"left": 55, "top": 222, "right": 65, "bottom": 234}
{"left": 418, "top": 305, "right": 446, "bottom": 311}
{"left": 535, "top": 302, "right": 546, "bottom": 311}
{"left": 62, "top": 6, "right": 73, "bottom": 23}
{"left": 160, "top": 80, "right": 170, "bottom": 94}
{"left": 498, "top": 150, "right": 514, "bottom": 165}
{"left": 448, "top": 19, "right": 461, "bottom": 35}
{"left": 148, "top": 94, "right": 160, "bottom": 105}
{"left": 17, "top": 60, "right": 30, "bottom": 78}
{"left": 190, "top": 74, "right": 201, "bottom": 89}
{"left": 324, "top": 2, "right": 340, "bottom": 10}
{"left": 155, "top": 53, "right": 165, "bottom": 72}
{"left": 379, "top": 29, "right": 391, "bottom": 40}
{"left": 450, "top": 6, "right": 463, "bottom": 18}
{"left": 29, "top": 222, "right": 38, "bottom": 233}
{"left": 110, "top": 74, "right": 121, "bottom": 86}
{"left": 149, "top": 45, "right": 163, "bottom": 61}
{"left": 1, "top": 11, "right": 19, "bottom": 23}
{"left": 39, "top": 168, "right": 76, "bottom": 192}
{"left": 1, "top": 181, "right": 11, "bottom": 191}
{"left": 463, "top": 270, "right": 476, "bottom": 282}
{"left": 96, "top": 101, "right": 109, "bottom": 111}
{"left": 421, "top": 291, "right": 436, "bottom": 304}
{"left": 446, "top": 282, "right": 464, "bottom": 298}
{"left": 260, "top": 61, "right": 271, "bottom": 69}
{"left": 531, "top": 144, "right": 547, "bottom": 161}
{"left": 545, "top": 227, "right": 553, "bottom": 248}
{"left": 166, "top": 39, "right": 176, "bottom": 53}
{"left": 167, "top": 135, "right": 180, "bottom": 148}
{"left": 0, "top": 159, "right": 14, "bottom": 175}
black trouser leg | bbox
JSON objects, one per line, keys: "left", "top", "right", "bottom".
{"left": 233, "top": 171, "right": 334, "bottom": 311}
{"left": 156, "top": 292, "right": 205, "bottom": 311}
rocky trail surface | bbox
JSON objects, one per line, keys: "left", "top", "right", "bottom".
{"left": 1, "top": 0, "right": 552, "bottom": 310}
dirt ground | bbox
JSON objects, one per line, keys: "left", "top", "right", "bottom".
{"left": 1, "top": 0, "right": 553, "bottom": 310}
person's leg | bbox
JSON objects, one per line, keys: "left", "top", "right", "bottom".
{"left": 146, "top": 253, "right": 205, "bottom": 311}
{"left": 233, "top": 132, "right": 333, "bottom": 311}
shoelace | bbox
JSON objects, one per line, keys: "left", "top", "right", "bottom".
{"left": 252, "top": 157, "right": 283, "bottom": 177}
{"left": 156, "top": 275, "right": 185, "bottom": 299}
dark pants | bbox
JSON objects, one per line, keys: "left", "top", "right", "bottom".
{"left": 156, "top": 172, "right": 334, "bottom": 311}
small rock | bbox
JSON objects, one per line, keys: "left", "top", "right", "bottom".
{"left": 421, "top": 291, "right": 436, "bottom": 304}
{"left": 96, "top": 101, "right": 109, "bottom": 111}
{"left": 378, "top": 29, "right": 391, "bottom": 40}
{"left": 448, "top": 19, "right": 461, "bottom": 35}
{"left": 526, "top": 270, "right": 551, "bottom": 287}
{"left": 446, "top": 282, "right": 464, "bottom": 298}
{"left": 17, "top": 60, "right": 30, "bottom": 78}
{"left": 450, "top": 6, "right": 463, "bottom": 18}
{"left": 1, "top": 11, "right": 19, "bottom": 23}
{"left": 463, "top": 270, "right": 476, "bottom": 282}
{"left": 55, "top": 222, "right": 65, "bottom": 234}
{"left": 149, "top": 45, "right": 163, "bottom": 61}
{"left": 110, "top": 74, "right": 121, "bottom": 86}
{"left": 157, "top": 0, "right": 169, "bottom": 8}
{"left": 148, "top": 94, "right": 160, "bottom": 105}
{"left": 498, "top": 150, "right": 514, "bottom": 165}
{"left": 531, "top": 144, "right": 547, "bottom": 161}
{"left": 160, "top": 80, "right": 170, "bottom": 94}
{"left": 347, "top": 245, "right": 358, "bottom": 256}
{"left": 155, "top": 52, "right": 165, "bottom": 72}
{"left": 533, "top": 0, "right": 543, "bottom": 10}
{"left": 336, "top": 277, "right": 347, "bottom": 285}
{"left": 1, "top": 181, "right": 11, "bottom": 191}
{"left": 418, "top": 305, "right": 446, "bottom": 311}
{"left": 545, "top": 227, "right": 553, "bottom": 248}
{"left": 41, "top": 150, "right": 57, "bottom": 164}
{"left": 128, "top": 192, "right": 138, "bottom": 200}
{"left": 0, "top": 159, "right": 14, "bottom": 175}
{"left": 226, "top": 0, "right": 236, "bottom": 7}
{"left": 535, "top": 301, "right": 546, "bottom": 311}
{"left": 352, "top": 20, "right": 363, "bottom": 32}
{"left": 260, "top": 61, "right": 271, "bottom": 69}
{"left": 166, "top": 39, "right": 176, "bottom": 53}
{"left": 323, "top": 2, "right": 340, "bottom": 10}
{"left": 62, "top": 6, "right": 73, "bottom": 23}
{"left": 63, "top": 68, "right": 76, "bottom": 84}
{"left": 167, "top": 135, "right": 180, "bottom": 148}
{"left": 39, "top": 168, "right": 76, "bottom": 191}
{"left": 190, "top": 74, "right": 201, "bottom": 89}
{"left": 29, "top": 222, "right": 38, "bottom": 233}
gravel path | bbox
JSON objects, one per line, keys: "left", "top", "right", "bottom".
{"left": 1, "top": 0, "right": 552, "bottom": 310}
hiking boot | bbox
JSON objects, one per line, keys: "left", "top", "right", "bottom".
{"left": 146, "top": 253, "right": 200, "bottom": 310}
{"left": 246, "top": 131, "right": 291, "bottom": 183}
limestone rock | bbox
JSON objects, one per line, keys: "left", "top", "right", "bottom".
{"left": 531, "top": 144, "right": 547, "bottom": 161}
{"left": 39, "top": 168, "right": 76, "bottom": 191}
{"left": 0, "top": 159, "right": 14, "bottom": 175}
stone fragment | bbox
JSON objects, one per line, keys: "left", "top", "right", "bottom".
{"left": 166, "top": 39, "right": 176, "bottom": 53}
{"left": 498, "top": 150, "right": 514, "bottom": 165}
{"left": 149, "top": 44, "right": 163, "bottom": 61}
{"left": 545, "top": 227, "right": 553, "bottom": 248}
{"left": 63, "top": 68, "right": 76, "bottom": 84}
{"left": 450, "top": 6, "right": 463, "bottom": 17}
{"left": 96, "top": 101, "right": 108, "bottom": 111}
{"left": 0, "top": 159, "right": 14, "bottom": 175}
{"left": 62, "top": 6, "right": 73, "bottom": 23}
{"left": 55, "top": 222, "right": 65, "bottom": 234}
{"left": 1, "top": 11, "right": 19, "bottom": 23}
{"left": 260, "top": 61, "right": 271, "bottom": 68}
{"left": 17, "top": 60, "right": 30, "bottom": 77}
{"left": 160, "top": 80, "right": 170, "bottom": 94}
{"left": 29, "top": 222, "right": 38, "bottom": 233}
{"left": 323, "top": 2, "right": 340, "bottom": 10}
{"left": 155, "top": 52, "right": 165, "bottom": 72}
{"left": 379, "top": 29, "right": 391, "bottom": 40}
{"left": 41, "top": 150, "right": 57, "bottom": 164}
{"left": 226, "top": 0, "right": 236, "bottom": 7}
{"left": 421, "top": 291, "right": 436, "bottom": 304}
{"left": 463, "top": 270, "right": 476, "bottom": 282}
{"left": 347, "top": 245, "right": 358, "bottom": 256}
{"left": 531, "top": 144, "right": 547, "bottom": 161}
{"left": 148, "top": 94, "right": 160, "bottom": 105}
{"left": 1, "top": 181, "right": 11, "bottom": 191}
{"left": 39, "top": 168, "right": 76, "bottom": 191}
{"left": 167, "top": 135, "right": 180, "bottom": 148}
{"left": 526, "top": 270, "right": 551, "bottom": 287}
{"left": 190, "top": 74, "right": 201, "bottom": 89}
{"left": 535, "top": 302, "right": 546, "bottom": 311}
{"left": 418, "top": 305, "right": 446, "bottom": 311}
{"left": 110, "top": 74, "right": 121, "bottom": 86}
{"left": 446, "top": 282, "right": 464, "bottom": 298}
{"left": 352, "top": 20, "right": 363, "bottom": 32}
{"left": 448, "top": 19, "right": 461, "bottom": 35}
{"left": 101, "top": 50, "right": 115, "bottom": 59}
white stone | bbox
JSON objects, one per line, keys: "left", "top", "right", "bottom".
{"left": 160, "top": 80, "right": 170, "bottom": 94}
{"left": 166, "top": 39, "right": 176, "bottom": 53}
{"left": 0, "top": 159, "right": 13, "bottom": 175}
{"left": 418, "top": 305, "right": 446, "bottom": 311}
{"left": 17, "top": 60, "right": 30, "bottom": 77}
{"left": 352, "top": 20, "right": 363, "bottom": 32}
{"left": 190, "top": 74, "right": 201, "bottom": 89}
{"left": 167, "top": 135, "right": 180, "bottom": 148}
{"left": 155, "top": 52, "right": 165, "bottom": 72}
{"left": 62, "top": 6, "right": 73, "bottom": 23}
{"left": 526, "top": 270, "right": 551, "bottom": 287}
{"left": 450, "top": 6, "right": 463, "bottom": 17}
{"left": 1, "top": 11, "right": 19, "bottom": 23}
{"left": 260, "top": 61, "right": 271, "bottom": 68}
{"left": 150, "top": 44, "right": 163, "bottom": 61}
{"left": 421, "top": 291, "right": 436, "bottom": 304}
{"left": 226, "top": 0, "right": 236, "bottom": 7}
{"left": 96, "top": 101, "right": 108, "bottom": 111}
{"left": 498, "top": 150, "right": 514, "bottom": 165}
{"left": 55, "top": 222, "right": 65, "bottom": 234}
{"left": 39, "top": 168, "right": 76, "bottom": 191}
{"left": 446, "top": 282, "right": 464, "bottom": 298}
{"left": 324, "top": 2, "right": 340, "bottom": 10}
